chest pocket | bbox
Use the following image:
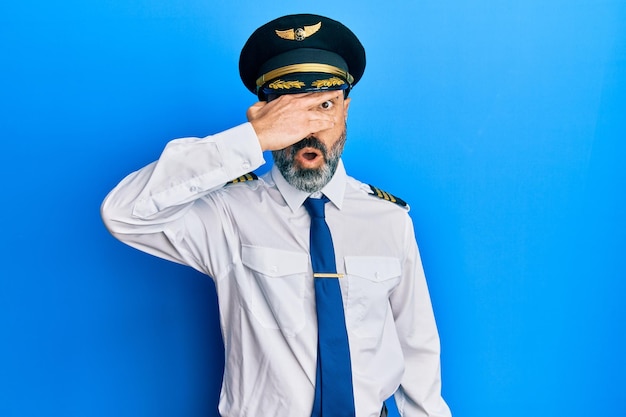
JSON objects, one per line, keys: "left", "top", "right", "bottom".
{"left": 241, "top": 245, "right": 309, "bottom": 337}
{"left": 344, "top": 256, "right": 402, "bottom": 338}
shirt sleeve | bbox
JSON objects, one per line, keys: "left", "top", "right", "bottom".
{"left": 389, "top": 216, "right": 452, "bottom": 417}
{"left": 100, "top": 122, "right": 265, "bottom": 272}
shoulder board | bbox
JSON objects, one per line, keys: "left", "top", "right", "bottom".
{"left": 368, "top": 184, "right": 408, "bottom": 208}
{"left": 226, "top": 172, "right": 258, "bottom": 185}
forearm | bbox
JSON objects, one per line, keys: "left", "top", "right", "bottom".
{"left": 100, "top": 122, "right": 264, "bottom": 263}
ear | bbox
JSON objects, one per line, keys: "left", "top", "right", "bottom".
{"left": 343, "top": 97, "right": 351, "bottom": 120}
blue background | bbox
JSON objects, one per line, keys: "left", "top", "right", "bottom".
{"left": 1, "top": 1, "right": 624, "bottom": 416}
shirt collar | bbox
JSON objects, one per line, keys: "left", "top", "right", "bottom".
{"left": 271, "top": 159, "right": 347, "bottom": 212}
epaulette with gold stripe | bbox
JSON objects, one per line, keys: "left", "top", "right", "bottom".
{"left": 368, "top": 184, "right": 408, "bottom": 208}
{"left": 226, "top": 172, "right": 258, "bottom": 185}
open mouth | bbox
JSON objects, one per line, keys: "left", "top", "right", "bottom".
{"left": 303, "top": 151, "right": 319, "bottom": 161}
{"left": 295, "top": 147, "right": 324, "bottom": 166}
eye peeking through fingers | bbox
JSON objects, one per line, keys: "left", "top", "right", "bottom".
{"left": 319, "top": 100, "right": 335, "bottom": 110}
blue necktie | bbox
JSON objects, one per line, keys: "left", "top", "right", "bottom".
{"left": 304, "top": 196, "right": 356, "bottom": 417}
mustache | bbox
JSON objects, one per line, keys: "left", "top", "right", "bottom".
{"left": 288, "top": 136, "right": 328, "bottom": 156}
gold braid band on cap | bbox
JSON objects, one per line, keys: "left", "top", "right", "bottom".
{"left": 256, "top": 63, "right": 354, "bottom": 88}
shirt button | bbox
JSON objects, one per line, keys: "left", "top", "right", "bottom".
{"left": 270, "top": 265, "right": 278, "bottom": 273}
{"left": 189, "top": 186, "right": 198, "bottom": 192}
{"left": 242, "top": 161, "right": 251, "bottom": 170}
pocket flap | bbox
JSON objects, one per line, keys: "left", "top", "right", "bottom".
{"left": 242, "top": 245, "right": 309, "bottom": 277}
{"left": 344, "top": 256, "right": 402, "bottom": 282}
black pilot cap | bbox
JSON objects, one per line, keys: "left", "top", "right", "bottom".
{"left": 239, "top": 14, "right": 366, "bottom": 100}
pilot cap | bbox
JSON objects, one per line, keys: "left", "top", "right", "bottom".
{"left": 239, "top": 14, "right": 366, "bottom": 100}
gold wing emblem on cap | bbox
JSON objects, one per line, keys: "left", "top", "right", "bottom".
{"left": 275, "top": 21, "right": 322, "bottom": 41}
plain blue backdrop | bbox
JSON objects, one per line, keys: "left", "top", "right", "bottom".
{"left": 1, "top": 1, "right": 624, "bottom": 416}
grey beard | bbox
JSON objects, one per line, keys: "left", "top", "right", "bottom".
{"left": 272, "top": 128, "right": 346, "bottom": 193}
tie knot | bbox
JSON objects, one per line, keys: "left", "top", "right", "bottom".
{"left": 303, "top": 196, "right": 329, "bottom": 218}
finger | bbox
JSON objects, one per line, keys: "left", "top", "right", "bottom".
{"left": 246, "top": 101, "right": 267, "bottom": 121}
{"left": 306, "top": 115, "right": 336, "bottom": 134}
{"left": 306, "top": 90, "right": 342, "bottom": 104}
{"left": 280, "top": 90, "right": 343, "bottom": 108}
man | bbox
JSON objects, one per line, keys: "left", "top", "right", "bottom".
{"left": 101, "top": 13, "right": 451, "bottom": 417}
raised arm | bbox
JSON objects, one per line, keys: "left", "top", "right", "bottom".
{"left": 101, "top": 91, "right": 342, "bottom": 270}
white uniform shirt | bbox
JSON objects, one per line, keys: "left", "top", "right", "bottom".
{"left": 101, "top": 123, "right": 451, "bottom": 417}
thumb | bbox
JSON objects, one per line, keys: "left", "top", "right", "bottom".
{"left": 246, "top": 101, "right": 267, "bottom": 122}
